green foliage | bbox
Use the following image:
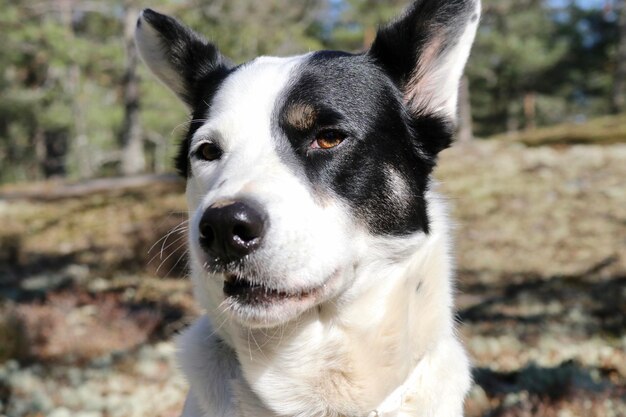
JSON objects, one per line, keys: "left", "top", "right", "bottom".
{"left": 466, "top": 0, "right": 567, "bottom": 135}
{"left": 547, "top": 4, "right": 619, "bottom": 116}
{"left": 0, "top": 0, "right": 622, "bottom": 183}
{"left": 161, "top": 0, "right": 326, "bottom": 62}
{"left": 467, "top": 0, "right": 619, "bottom": 136}
{"left": 323, "top": 0, "right": 406, "bottom": 51}
{"left": 0, "top": 0, "right": 326, "bottom": 183}
{"left": 0, "top": 0, "right": 126, "bottom": 182}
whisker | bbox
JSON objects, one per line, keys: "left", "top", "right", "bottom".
{"left": 249, "top": 330, "right": 270, "bottom": 362}
{"left": 170, "top": 121, "right": 191, "bottom": 136}
{"left": 162, "top": 249, "right": 189, "bottom": 278}
{"left": 160, "top": 222, "right": 189, "bottom": 258}
{"left": 206, "top": 313, "right": 230, "bottom": 340}
{"left": 147, "top": 219, "right": 189, "bottom": 256}
{"left": 247, "top": 328, "right": 253, "bottom": 361}
{"left": 147, "top": 232, "right": 187, "bottom": 267}
{"left": 156, "top": 241, "right": 189, "bottom": 275}
{"left": 159, "top": 233, "right": 188, "bottom": 263}
{"left": 170, "top": 118, "right": 208, "bottom": 136}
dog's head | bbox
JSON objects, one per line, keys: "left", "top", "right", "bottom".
{"left": 136, "top": 0, "right": 480, "bottom": 328}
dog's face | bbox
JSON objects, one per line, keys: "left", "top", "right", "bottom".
{"left": 136, "top": 1, "right": 480, "bottom": 328}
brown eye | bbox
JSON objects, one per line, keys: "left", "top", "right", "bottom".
{"left": 313, "top": 130, "right": 346, "bottom": 150}
{"left": 197, "top": 143, "right": 223, "bottom": 161}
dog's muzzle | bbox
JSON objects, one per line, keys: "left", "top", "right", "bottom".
{"left": 198, "top": 199, "right": 267, "bottom": 263}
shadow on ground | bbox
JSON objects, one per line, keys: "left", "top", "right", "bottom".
{"left": 459, "top": 269, "right": 626, "bottom": 416}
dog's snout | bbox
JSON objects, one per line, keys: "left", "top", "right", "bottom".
{"left": 199, "top": 200, "right": 267, "bottom": 261}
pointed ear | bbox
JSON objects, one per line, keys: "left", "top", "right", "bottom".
{"left": 134, "top": 9, "right": 232, "bottom": 108}
{"left": 369, "top": 0, "right": 480, "bottom": 121}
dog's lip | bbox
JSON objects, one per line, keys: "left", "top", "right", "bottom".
{"left": 223, "top": 273, "right": 323, "bottom": 304}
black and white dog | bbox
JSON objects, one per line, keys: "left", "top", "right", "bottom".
{"left": 135, "top": 1, "right": 480, "bottom": 416}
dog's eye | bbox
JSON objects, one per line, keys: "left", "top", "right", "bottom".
{"left": 196, "top": 143, "right": 223, "bottom": 161}
{"left": 312, "top": 130, "right": 346, "bottom": 150}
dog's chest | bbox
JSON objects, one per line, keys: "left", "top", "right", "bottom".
{"left": 231, "top": 312, "right": 412, "bottom": 417}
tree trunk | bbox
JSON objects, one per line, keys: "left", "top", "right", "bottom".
{"left": 523, "top": 91, "right": 537, "bottom": 131}
{"left": 0, "top": 174, "right": 183, "bottom": 202}
{"left": 69, "top": 64, "right": 92, "bottom": 178}
{"left": 457, "top": 75, "right": 474, "bottom": 142}
{"left": 43, "top": 129, "right": 69, "bottom": 178}
{"left": 59, "top": 0, "right": 91, "bottom": 178}
{"left": 34, "top": 127, "right": 46, "bottom": 181}
{"left": 506, "top": 101, "right": 520, "bottom": 135}
{"left": 119, "top": 2, "right": 145, "bottom": 176}
{"left": 613, "top": 0, "right": 626, "bottom": 113}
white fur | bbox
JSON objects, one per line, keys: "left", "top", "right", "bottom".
{"left": 135, "top": 4, "right": 479, "bottom": 416}
{"left": 406, "top": 2, "right": 482, "bottom": 119}
{"left": 134, "top": 10, "right": 187, "bottom": 103}
{"left": 185, "top": 57, "right": 356, "bottom": 330}
{"left": 176, "top": 59, "right": 471, "bottom": 417}
{"left": 178, "top": 188, "right": 471, "bottom": 417}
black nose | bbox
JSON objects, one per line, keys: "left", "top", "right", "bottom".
{"left": 198, "top": 200, "right": 267, "bottom": 262}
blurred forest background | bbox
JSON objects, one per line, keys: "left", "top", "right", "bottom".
{"left": 1, "top": 0, "right": 625, "bottom": 417}
{"left": 0, "top": 0, "right": 625, "bottom": 182}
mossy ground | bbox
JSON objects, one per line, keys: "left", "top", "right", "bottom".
{"left": 1, "top": 137, "right": 625, "bottom": 416}
{"left": 492, "top": 114, "right": 626, "bottom": 147}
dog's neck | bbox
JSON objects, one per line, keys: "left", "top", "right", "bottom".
{"left": 187, "top": 193, "right": 457, "bottom": 417}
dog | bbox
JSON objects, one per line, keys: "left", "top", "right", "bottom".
{"left": 135, "top": 1, "right": 480, "bottom": 416}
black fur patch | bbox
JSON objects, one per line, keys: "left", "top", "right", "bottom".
{"left": 145, "top": 0, "right": 474, "bottom": 227}
{"left": 141, "top": 9, "right": 233, "bottom": 176}
{"left": 369, "top": 0, "right": 477, "bottom": 91}
{"left": 175, "top": 68, "right": 234, "bottom": 176}
{"left": 271, "top": 0, "right": 476, "bottom": 235}
{"left": 276, "top": 52, "right": 454, "bottom": 235}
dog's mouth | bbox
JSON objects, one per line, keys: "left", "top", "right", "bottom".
{"left": 218, "top": 269, "right": 344, "bottom": 327}
{"left": 223, "top": 274, "right": 319, "bottom": 305}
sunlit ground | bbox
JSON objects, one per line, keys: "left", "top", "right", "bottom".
{"left": 1, "top": 138, "right": 625, "bottom": 416}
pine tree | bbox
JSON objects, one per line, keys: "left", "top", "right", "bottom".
{"left": 466, "top": 0, "right": 567, "bottom": 136}
{"left": 613, "top": 0, "right": 626, "bottom": 113}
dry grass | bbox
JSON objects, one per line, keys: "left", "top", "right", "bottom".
{"left": 1, "top": 137, "right": 625, "bottom": 416}
{"left": 491, "top": 114, "right": 626, "bottom": 146}
{"left": 0, "top": 181, "right": 188, "bottom": 280}
{"left": 437, "top": 141, "right": 626, "bottom": 282}
{"left": 11, "top": 291, "right": 161, "bottom": 363}
{"left": 436, "top": 140, "right": 626, "bottom": 416}
{"left": 0, "top": 306, "right": 29, "bottom": 363}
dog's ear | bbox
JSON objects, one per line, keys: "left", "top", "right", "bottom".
{"left": 369, "top": 0, "right": 480, "bottom": 121}
{"left": 134, "top": 9, "right": 231, "bottom": 108}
